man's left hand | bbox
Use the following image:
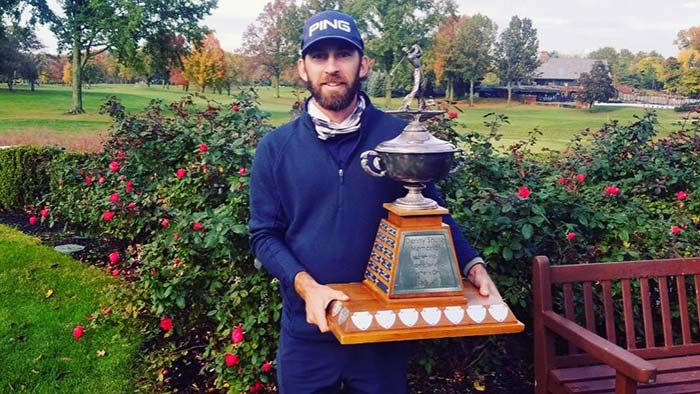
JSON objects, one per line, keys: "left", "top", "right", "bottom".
{"left": 467, "top": 264, "right": 499, "bottom": 297}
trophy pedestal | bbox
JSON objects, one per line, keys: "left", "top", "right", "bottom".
{"left": 326, "top": 204, "right": 524, "bottom": 344}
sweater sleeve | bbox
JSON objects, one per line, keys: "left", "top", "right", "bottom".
{"left": 423, "top": 182, "right": 484, "bottom": 275}
{"left": 248, "top": 139, "right": 306, "bottom": 290}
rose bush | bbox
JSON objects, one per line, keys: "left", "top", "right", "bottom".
{"left": 41, "top": 90, "right": 281, "bottom": 392}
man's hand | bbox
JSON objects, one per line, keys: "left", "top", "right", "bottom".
{"left": 294, "top": 271, "right": 349, "bottom": 333}
{"left": 467, "top": 264, "right": 499, "bottom": 297}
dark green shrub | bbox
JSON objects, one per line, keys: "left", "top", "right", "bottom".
{"left": 0, "top": 146, "right": 61, "bottom": 211}
{"left": 674, "top": 101, "right": 700, "bottom": 112}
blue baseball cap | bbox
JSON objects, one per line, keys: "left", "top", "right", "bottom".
{"left": 301, "top": 10, "right": 364, "bottom": 55}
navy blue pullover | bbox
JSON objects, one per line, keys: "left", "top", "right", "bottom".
{"left": 249, "top": 94, "right": 480, "bottom": 340}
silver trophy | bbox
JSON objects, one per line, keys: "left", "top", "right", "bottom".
{"left": 361, "top": 44, "right": 462, "bottom": 210}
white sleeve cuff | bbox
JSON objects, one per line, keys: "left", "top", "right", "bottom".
{"left": 462, "top": 257, "right": 486, "bottom": 277}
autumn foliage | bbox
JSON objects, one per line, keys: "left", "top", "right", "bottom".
{"left": 183, "top": 33, "right": 227, "bottom": 92}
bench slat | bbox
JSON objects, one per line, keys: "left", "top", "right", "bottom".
{"left": 552, "top": 354, "right": 700, "bottom": 383}
{"left": 583, "top": 281, "right": 595, "bottom": 332}
{"left": 658, "top": 277, "right": 673, "bottom": 348}
{"left": 554, "top": 368, "right": 700, "bottom": 394}
{"left": 677, "top": 275, "right": 692, "bottom": 345}
{"left": 549, "top": 259, "right": 700, "bottom": 283}
{"left": 622, "top": 279, "right": 636, "bottom": 349}
{"left": 602, "top": 280, "right": 616, "bottom": 344}
{"left": 640, "top": 277, "right": 655, "bottom": 348}
{"left": 564, "top": 283, "right": 577, "bottom": 354}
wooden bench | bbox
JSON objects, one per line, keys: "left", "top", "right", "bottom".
{"left": 533, "top": 256, "right": 700, "bottom": 394}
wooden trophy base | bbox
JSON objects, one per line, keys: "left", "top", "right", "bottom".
{"left": 326, "top": 279, "right": 524, "bottom": 344}
{"left": 326, "top": 203, "right": 524, "bottom": 345}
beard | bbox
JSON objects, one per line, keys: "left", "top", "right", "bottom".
{"left": 306, "top": 70, "right": 362, "bottom": 112}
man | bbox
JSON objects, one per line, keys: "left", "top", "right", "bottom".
{"left": 249, "top": 10, "right": 497, "bottom": 393}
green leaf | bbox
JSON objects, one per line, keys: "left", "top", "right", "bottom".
{"left": 521, "top": 223, "right": 534, "bottom": 240}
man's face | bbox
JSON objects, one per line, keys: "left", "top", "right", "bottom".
{"left": 297, "top": 39, "right": 369, "bottom": 112}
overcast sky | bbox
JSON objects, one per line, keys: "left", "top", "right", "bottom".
{"left": 35, "top": 0, "right": 699, "bottom": 58}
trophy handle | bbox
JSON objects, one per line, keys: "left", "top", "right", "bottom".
{"left": 360, "top": 150, "right": 386, "bottom": 177}
{"left": 449, "top": 148, "right": 466, "bottom": 174}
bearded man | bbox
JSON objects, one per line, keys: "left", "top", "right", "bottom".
{"left": 249, "top": 10, "right": 497, "bottom": 393}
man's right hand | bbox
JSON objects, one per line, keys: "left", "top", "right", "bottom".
{"left": 294, "top": 271, "right": 349, "bottom": 333}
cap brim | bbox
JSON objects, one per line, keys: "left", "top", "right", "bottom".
{"left": 301, "top": 36, "right": 363, "bottom": 55}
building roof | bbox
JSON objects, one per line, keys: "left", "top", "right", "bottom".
{"left": 534, "top": 58, "right": 603, "bottom": 81}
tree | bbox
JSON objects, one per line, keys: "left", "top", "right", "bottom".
{"left": 0, "top": 26, "right": 41, "bottom": 91}
{"left": 0, "top": 0, "right": 52, "bottom": 44}
{"left": 633, "top": 56, "right": 665, "bottom": 90}
{"left": 353, "top": 0, "right": 457, "bottom": 106}
{"left": 169, "top": 67, "right": 189, "bottom": 91}
{"left": 662, "top": 57, "right": 682, "bottom": 93}
{"left": 577, "top": 61, "right": 616, "bottom": 109}
{"left": 431, "top": 15, "right": 462, "bottom": 101}
{"left": 454, "top": 13, "right": 496, "bottom": 106}
{"left": 242, "top": 0, "right": 300, "bottom": 98}
{"left": 47, "top": 0, "right": 215, "bottom": 114}
{"left": 495, "top": 16, "right": 539, "bottom": 105}
{"left": 183, "top": 33, "right": 226, "bottom": 93}
{"left": 676, "top": 26, "right": 700, "bottom": 52}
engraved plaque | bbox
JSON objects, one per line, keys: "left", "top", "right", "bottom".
{"left": 392, "top": 230, "right": 461, "bottom": 295}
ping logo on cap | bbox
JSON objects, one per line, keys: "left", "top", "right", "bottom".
{"left": 308, "top": 19, "right": 352, "bottom": 37}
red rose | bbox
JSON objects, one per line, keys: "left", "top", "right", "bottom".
{"left": 160, "top": 316, "right": 173, "bottom": 331}
{"left": 160, "top": 218, "right": 170, "bottom": 228}
{"left": 231, "top": 104, "right": 239, "bottom": 112}
{"left": 671, "top": 225, "right": 682, "bottom": 235}
{"left": 238, "top": 167, "right": 248, "bottom": 176}
{"left": 249, "top": 381, "right": 263, "bottom": 394}
{"left": 73, "top": 325, "right": 84, "bottom": 340}
{"left": 150, "top": 269, "right": 157, "bottom": 276}
{"left": 117, "top": 150, "right": 125, "bottom": 158}
{"left": 109, "top": 161, "right": 121, "bottom": 172}
{"left": 576, "top": 174, "right": 586, "bottom": 183}
{"left": 128, "top": 202, "right": 136, "bottom": 209}
{"left": 557, "top": 177, "right": 566, "bottom": 185}
{"left": 109, "top": 251, "right": 119, "bottom": 265}
{"left": 202, "top": 163, "right": 209, "bottom": 172}
{"left": 125, "top": 180, "right": 133, "bottom": 193}
{"left": 198, "top": 143, "right": 208, "bottom": 153}
{"left": 109, "top": 193, "right": 120, "bottom": 203}
{"left": 677, "top": 191, "right": 687, "bottom": 201}
{"left": 173, "top": 258, "right": 180, "bottom": 266}
{"left": 192, "top": 222, "right": 203, "bottom": 231}
{"left": 103, "top": 210, "right": 115, "bottom": 222}
{"left": 261, "top": 361, "right": 272, "bottom": 372}
{"left": 29, "top": 216, "right": 37, "bottom": 225}
{"left": 85, "top": 176, "right": 93, "bottom": 185}
{"left": 40, "top": 207, "right": 49, "bottom": 218}
{"left": 231, "top": 326, "right": 244, "bottom": 344}
{"left": 224, "top": 353, "right": 240, "bottom": 367}
{"left": 111, "top": 268, "right": 119, "bottom": 277}
{"left": 517, "top": 186, "right": 531, "bottom": 199}
{"left": 566, "top": 232, "right": 576, "bottom": 240}
{"left": 98, "top": 176, "right": 105, "bottom": 184}
{"left": 175, "top": 168, "right": 186, "bottom": 179}
{"left": 174, "top": 232, "right": 180, "bottom": 239}
{"left": 447, "top": 111, "right": 458, "bottom": 119}
{"left": 161, "top": 369, "right": 168, "bottom": 376}
{"left": 604, "top": 185, "right": 620, "bottom": 196}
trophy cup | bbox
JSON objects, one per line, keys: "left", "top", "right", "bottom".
{"left": 325, "top": 45, "right": 523, "bottom": 344}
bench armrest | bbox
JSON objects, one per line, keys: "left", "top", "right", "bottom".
{"left": 542, "top": 311, "right": 657, "bottom": 383}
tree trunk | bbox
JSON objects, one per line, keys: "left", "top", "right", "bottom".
{"left": 70, "top": 36, "right": 84, "bottom": 114}
{"left": 446, "top": 76, "right": 453, "bottom": 102}
{"left": 506, "top": 81, "right": 512, "bottom": 106}
{"left": 469, "top": 79, "right": 475, "bottom": 107}
{"left": 273, "top": 73, "right": 280, "bottom": 98}
{"left": 384, "top": 72, "right": 392, "bottom": 108}
{"left": 31, "top": 80, "right": 35, "bottom": 92}
{"left": 226, "top": 84, "right": 231, "bottom": 96}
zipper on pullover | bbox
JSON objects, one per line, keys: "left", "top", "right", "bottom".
{"left": 338, "top": 168, "right": 344, "bottom": 184}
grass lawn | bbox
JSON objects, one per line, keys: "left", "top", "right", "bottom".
{"left": 0, "top": 83, "right": 685, "bottom": 151}
{"left": 0, "top": 225, "right": 140, "bottom": 393}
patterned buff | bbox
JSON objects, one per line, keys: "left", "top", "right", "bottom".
{"left": 307, "top": 96, "right": 366, "bottom": 140}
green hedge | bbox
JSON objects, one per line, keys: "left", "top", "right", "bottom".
{"left": 0, "top": 146, "right": 62, "bottom": 211}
